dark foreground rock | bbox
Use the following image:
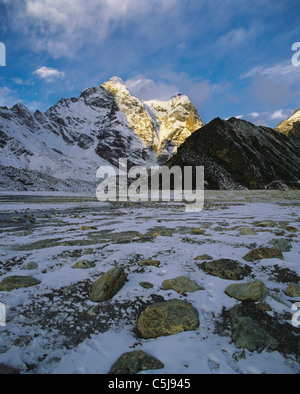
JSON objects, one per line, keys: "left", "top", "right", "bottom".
{"left": 198, "top": 259, "right": 252, "bottom": 281}
{"left": 229, "top": 304, "right": 279, "bottom": 352}
{"left": 109, "top": 350, "right": 164, "bottom": 374}
{"left": 220, "top": 303, "right": 300, "bottom": 357}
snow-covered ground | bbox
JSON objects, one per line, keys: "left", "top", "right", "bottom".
{"left": 0, "top": 191, "right": 299, "bottom": 374}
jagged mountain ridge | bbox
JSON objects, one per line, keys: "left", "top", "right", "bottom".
{"left": 0, "top": 77, "right": 203, "bottom": 191}
{"left": 166, "top": 117, "right": 300, "bottom": 190}
{"left": 275, "top": 108, "right": 300, "bottom": 143}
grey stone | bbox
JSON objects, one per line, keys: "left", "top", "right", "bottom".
{"left": 90, "top": 267, "right": 127, "bottom": 302}
{"left": 229, "top": 304, "right": 279, "bottom": 352}
{"left": 162, "top": 276, "right": 203, "bottom": 294}
{"left": 225, "top": 280, "right": 269, "bottom": 302}
{"left": 268, "top": 238, "right": 292, "bottom": 252}
{"left": 199, "top": 259, "right": 252, "bottom": 281}
{"left": 109, "top": 350, "right": 164, "bottom": 374}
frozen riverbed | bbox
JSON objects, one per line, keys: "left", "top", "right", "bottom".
{"left": 0, "top": 191, "right": 299, "bottom": 374}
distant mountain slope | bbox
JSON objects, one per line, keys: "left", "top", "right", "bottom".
{"left": 166, "top": 117, "right": 300, "bottom": 190}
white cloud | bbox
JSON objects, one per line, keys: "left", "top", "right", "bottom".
{"left": 23, "top": 0, "right": 181, "bottom": 57}
{"left": 235, "top": 109, "right": 294, "bottom": 128}
{"left": 0, "top": 87, "right": 20, "bottom": 107}
{"left": 33, "top": 66, "right": 65, "bottom": 82}
{"left": 241, "top": 61, "right": 300, "bottom": 83}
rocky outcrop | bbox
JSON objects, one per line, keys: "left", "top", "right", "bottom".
{"left": 103, "top": 77, "right": 204, "bottom": 163}
{"left": 166, "top": 117, "right": 300, "bottom": 190}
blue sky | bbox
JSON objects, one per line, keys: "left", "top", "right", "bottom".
{"left": 0, "top": 0, "right": 300, "bottom": 127}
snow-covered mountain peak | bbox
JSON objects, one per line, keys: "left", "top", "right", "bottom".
{"left": 275, "top": 108, "right": 300, "bottom": 143}
{"left": 0, "top": 76, "right": 205, "bottom": 191}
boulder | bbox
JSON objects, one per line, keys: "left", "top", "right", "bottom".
{"left": 198, "top": 259, "right": 252, "bottom": 280}
{"left": 139, "top": 259, "right": 160, "bottom": 267}
{"left": 0, "top": 276, "right": 41, "bottom": 292}
{"left": 109, "top": 350, "right": 164, "bottom": 374}
{"left": 152, "top": 229, "right": 172, "bottom": 237}
{"left": 229, "top": 304, "right": 279, "bottom": 352}
{"left": 254, "top": 220, "right": 277, "bottom": 227}
{"left": 285, "top": 282, "right": 300, "bottom": 298}
{"left": 243, "top": 247, "right": 283, "bottom": 262}
{"left": 80, "top": 225, "right": 97, "bottom": 231}
{"left": 72, "top": 260, "right": 95, "bottom": 269}
{"left": 194, "top": 254, "right": 213, "bottom": 261}
{"left": 162, "top": 276, "right": 203, "bottom": 294}
{"left": 239, "top": 227, "right": 257, "bottom": 235}
{"left": 268, "top": 238, "right": 292, "bottom": 252}
{"left": 21, "top": 262, "right": 38, "bottom": 270}
{"left": 136, "top": 299, "right": 199, "bottom": 339}
{"left": 90, "top": 267, "right": 127, "bottom": 302}
{"left": 225, "top": 280, "right": 269, "bottom": 302}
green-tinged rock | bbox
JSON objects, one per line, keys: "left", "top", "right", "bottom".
{"left": 199, "top": 259, "right": 252, "bottom": 281}
{"left": 90, "top": 267, "right": 127, "bottom": 302}
{"left": 72, "top": 260, "right": 95, "bottom": 269}
{"left": 162, "top": 276, "right": 203, "bottom": 294}
{"left": 0, "top": 276, "right": 41, "bottom": 292}
{"left": 256, "top": 302, "right": 272, "bottom": 312}
{"left": 140, "top": 282, "right": 153, "bottom": 289}
{"left": 254, "top": 220, "right": 277, "bottom": 228}
{"left": 285, "top": 282, "right": 300, "bottom": 298}
{"left": 229, "top": 304, "right": 279, "bottom": 352}
{"left": 225, "top": 280, "right": 269, "bottom": 302}
{"left": 152, "top": 229, "right": 172, "bottom": 237}
{"left": 139, "top": 259, "right": 160, "bottom": 267}
{"left": 243, "top": 247, "right": 283, "bottom": 262}
{"left": 191, "top": 228, "right": 205, "bottom": 235}
{"left": 109, "top": 350, "right": 164, "bottom": 374}
{"left": 268, "top": 239, "right": 292, "bottom": 252}
{"left": 136, "top": 299, "right": 200, "bottom": 339}
{"left": 239, "top": 227, "right": 257, "bottom": 235}
{"left": 82, "top": 248, "right": 94, "bottom": 255}
{"left": 21, "top": 262, "right": 38, "bottom": 270}
{"left": 80, "top": 225, "right": 97, "bottom": 231}
{"left": 194, "top": 254, "right": 213, "bottom": 261}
